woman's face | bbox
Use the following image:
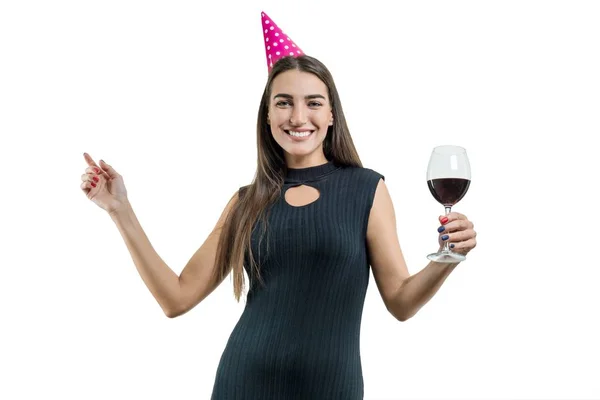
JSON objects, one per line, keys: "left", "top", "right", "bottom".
{"left": 267, "top": 69, "right": 333, "bottom": 163}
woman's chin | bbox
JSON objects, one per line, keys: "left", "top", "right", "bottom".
{"left": 274, "top": 133, "right": 325, "bottom": 157}
{"left": 283, "top": 148, "right": 312, "bottom": 156}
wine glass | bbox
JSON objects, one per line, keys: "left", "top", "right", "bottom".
{"left": 426, "top": 145, "right": 471, "bottom": 263}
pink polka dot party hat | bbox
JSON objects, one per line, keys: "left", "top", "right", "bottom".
{"left": 261, "top": 11, "right": 304, "bottom": 71}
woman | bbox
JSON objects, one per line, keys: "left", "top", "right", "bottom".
{"left": 80, "top": 13, "right": 477, "bottom": 400}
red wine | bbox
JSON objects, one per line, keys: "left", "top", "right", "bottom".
{"left": 427, "top": 178, "right": 470, "bottom": 206}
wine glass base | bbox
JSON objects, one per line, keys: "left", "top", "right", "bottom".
{"left": 427, "top": 250, "right": 466, "bottom": 263}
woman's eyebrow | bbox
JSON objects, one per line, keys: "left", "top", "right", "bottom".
{"left": 273, "top": 93, "right": 326, "bottom": 100}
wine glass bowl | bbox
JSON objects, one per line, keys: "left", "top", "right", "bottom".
{"left": 427, "top": 177, "right": 470, "bottom": 207}
{"left": 426, "top": 145, "right": 471, "bottom": 263}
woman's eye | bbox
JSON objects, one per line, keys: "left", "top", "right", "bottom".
{"left": 275, "top": 100, "right": 322, "bottom": 107}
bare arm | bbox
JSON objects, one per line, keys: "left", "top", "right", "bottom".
{"left": 109, "top": 191, "right": 239, "bottom": 318}
{"left": 175, "top": 191, "right": 240, "bottom": 317}
{"left": 388, "top": 260, "right": 457, "bottom": 321}
{"left": 366, "top": 179, "right": 457, "bottom": 320}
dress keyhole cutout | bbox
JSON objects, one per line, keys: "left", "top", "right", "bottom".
{"left": 284, "top": 185, "right": 321, "bottom": 207}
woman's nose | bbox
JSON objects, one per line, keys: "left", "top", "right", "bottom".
{"left": 289, "top": 106, "right": 307, "bottom": 126}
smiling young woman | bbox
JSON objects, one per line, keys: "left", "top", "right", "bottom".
{"left": 80, "top": 10, "right": 477, "bottom": 400}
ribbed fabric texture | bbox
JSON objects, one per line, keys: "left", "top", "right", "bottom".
{"left": 211, "top": 160, "right": 385, "bottom": 400}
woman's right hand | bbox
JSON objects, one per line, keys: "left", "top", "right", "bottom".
{"left": 80, "top": 153, "right": 130, "bottom": 214}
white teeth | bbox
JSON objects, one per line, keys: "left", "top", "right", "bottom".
{"left": 288, "top": 130, "right": 312, "bottom": 137}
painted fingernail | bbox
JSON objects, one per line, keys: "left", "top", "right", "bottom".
{"left": 91, "top": 182, "right": 97, "bottom": 187}
{"left": 450, "top": 243, "right": 455, "bottom": 248}
{"left": 94, "top": 168, "right": 100, "bottom": 174}
{"left": 437, "top": 226, "right": 445, "bottom": 233}
{"left": 441, "top": 234, "right": 449, "bottom": 241}
{"left": 441, "top": 217, "right": 449, "bottom": 224}
{"left": 93, "top": 176, "right": 99, "bottom": 182}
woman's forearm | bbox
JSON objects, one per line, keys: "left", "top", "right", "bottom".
{"left": 109, "top": 202, "right": 181, "bottom": 317}
{"left": 390, "top": 260, "right": 458, "bottom": 321}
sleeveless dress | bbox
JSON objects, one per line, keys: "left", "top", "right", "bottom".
{"left": 210, "top": 160, "right": 385, "bottom": 399}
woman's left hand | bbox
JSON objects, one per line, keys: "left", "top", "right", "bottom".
{"left": 437, "top": 212, "right": 477, "bottom": 256}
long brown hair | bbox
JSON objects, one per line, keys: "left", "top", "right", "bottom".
{"left": 212, "top": 55, "right": 364, "bottom": 302}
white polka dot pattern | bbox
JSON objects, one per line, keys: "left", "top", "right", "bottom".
{"left": 261, "top": 11, "right": 305, "bottom": 72}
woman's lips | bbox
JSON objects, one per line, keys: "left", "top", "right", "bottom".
{"left": 285, "top": 130, "right": 315, "bottom": 141}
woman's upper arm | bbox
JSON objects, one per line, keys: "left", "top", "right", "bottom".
{"left": 176, "top": 190, "right": 240, "bottom": 316}
{"left": 366, "top": 178, "right": 410, "bottom": 312}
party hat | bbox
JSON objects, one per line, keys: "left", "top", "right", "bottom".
{"left": 261, "top": 11, "right": 304, "bottom": 71}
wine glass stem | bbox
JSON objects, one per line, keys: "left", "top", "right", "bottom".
{"left": 444, "top": 206, "right": 451, "bottom": 252}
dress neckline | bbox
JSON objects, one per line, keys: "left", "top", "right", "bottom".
{"left": 284, "top": 160, "right": 341, "bottom": 184}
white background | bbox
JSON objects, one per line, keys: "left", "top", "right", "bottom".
{"left": 1, "top": 1, "right": 598, "bottom": 399}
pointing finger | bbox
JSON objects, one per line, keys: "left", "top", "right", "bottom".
{"left": 83, "top": 152, "right": 110, "bottom": 180}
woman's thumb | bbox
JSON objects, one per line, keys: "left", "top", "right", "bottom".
{"left": 99, "top": 159, "right": 118, "bottom": 177}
